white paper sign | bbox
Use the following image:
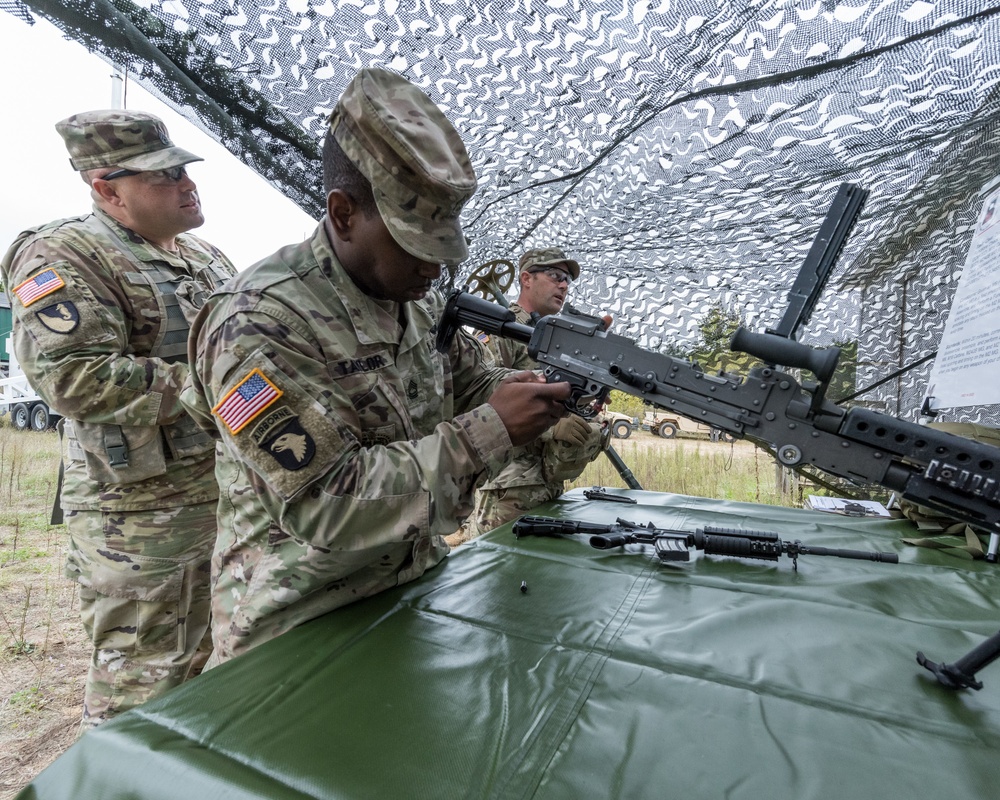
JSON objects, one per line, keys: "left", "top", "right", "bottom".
{"left": 925, "top": 179, "right": 1000, "bottom": 410}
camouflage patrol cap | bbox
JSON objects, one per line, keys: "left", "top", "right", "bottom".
{"left": 330, "top": 68, "right": 477, "bottom": 265}
{"left": 518, "top": 247, "right": 581, "bottom": 281}
{"left": 55, "top": 110, "right": 203, "bottom": 172}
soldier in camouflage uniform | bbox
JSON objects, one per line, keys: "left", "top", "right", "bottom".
{"left": 0, "top": 110, "right": 236, "bottom": 728}
{"left": 454, "top": 248, "right": 609, "bottom": 544}
{"left": 182, "top": 68, "right": 570, "bottom": 664}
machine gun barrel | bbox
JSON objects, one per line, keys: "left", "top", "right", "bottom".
{"left": 687, "top": 526, "right": 898, "bottom": 568}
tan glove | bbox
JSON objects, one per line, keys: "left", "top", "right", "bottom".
{"left": 551, "top": 414, "right": 593, "bottom": 447}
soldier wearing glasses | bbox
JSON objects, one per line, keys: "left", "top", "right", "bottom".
{"left": 0, "top": 110, "right": 235, "bottom": 728}
{"left": 453, "top": 248, "right": 608, "bottom": 544}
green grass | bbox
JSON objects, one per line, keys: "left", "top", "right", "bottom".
{"left": 4, "top": 548, "right": 49, "bottom": 563}
{"left": 0, "top": 427, "right": 64, "bottom": 661}
{"left": 7, "top": 685, "right": 47, "bottom": 712}
{"left": 569, "top": 437, "right": 802, "bottom": 507}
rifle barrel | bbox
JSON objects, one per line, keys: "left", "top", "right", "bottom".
{"left": 797, "top": 544, "right": 898, "bottom": 563}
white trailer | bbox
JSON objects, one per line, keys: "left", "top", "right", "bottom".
{"left": 0, "top": 334, "right": 58, "bottom": 430}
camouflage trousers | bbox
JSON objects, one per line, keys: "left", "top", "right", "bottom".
{"left": 453, "top": 482, "right": 563, "bottom": 545}
{"left": 63, "top": 502, "right": 216, "bottom": 730}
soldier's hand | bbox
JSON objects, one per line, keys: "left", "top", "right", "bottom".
{"left": 551, "top": 414, "right": 592, "bottom": 446}
{"left": 488, "top": 371, "right": 571, "bottom": 446}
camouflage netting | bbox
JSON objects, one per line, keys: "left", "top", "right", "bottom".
{"left": 5, "top": 0, "right": 1000, "bottom": 421}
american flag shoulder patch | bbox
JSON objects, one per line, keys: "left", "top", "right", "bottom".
{"left": 476, "top": 332, "right": 490, "bottom": 344}
{"left": 13, "top": 269, "right": 66, "bottom": 307}
{"left": 213, "top": 368, "right": 284, "bottom": 435}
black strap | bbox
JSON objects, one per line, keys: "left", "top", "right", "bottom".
{"left": 50, "top": 418, "right": 65, "bottom": 525}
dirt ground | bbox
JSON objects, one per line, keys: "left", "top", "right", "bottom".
{"left": 0, "top": 427, "right": 85, "bottom": 800}
{"left": 0, "top": 427, "right": 763, "bottom": 797}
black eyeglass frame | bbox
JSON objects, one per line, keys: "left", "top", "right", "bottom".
{"left": 527, "top": 266, "right": 573, "bottom": 285}
{"left": 101, "top": 165, "right": 188, "bottom": 182}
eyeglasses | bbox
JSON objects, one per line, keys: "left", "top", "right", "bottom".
{"left": 529, "top": 266, "right": 573, "bottom": 285}
{"left": 101, "top": 165, "right": 189, "bottom": 184}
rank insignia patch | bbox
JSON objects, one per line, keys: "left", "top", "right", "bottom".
{"left": 258, "top": 415, "right": 315, "bottom": 471}
{"left": 35, "top": 301, "right": 80, "bottom": 334}
{"left": 13, "top": 269, "right": 65, "bottom": 307}
{"left": 213, "top": 368, "right": 283, "bottom": 435}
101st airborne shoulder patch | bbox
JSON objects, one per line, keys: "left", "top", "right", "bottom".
{"left": 250, "top": 406, "right": 316, "bottom": 471}
{"left": 213, "top": 368, "right": 284, "bottom": 435}
{"left": 13, "top": 269, "right": 66, "bottom": 308}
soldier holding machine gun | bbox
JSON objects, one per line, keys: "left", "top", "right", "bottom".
{"left": 450, "top": 247, "right": 609, "bottom": 545}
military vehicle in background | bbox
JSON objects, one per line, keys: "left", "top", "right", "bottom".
{"left": 601, "top": 410, "right": 639, "bottom": 439}
{"left": 0, "top": 322, "right": 59, "bottom": 431}
{"left": 641, "top": 408, "right": 736, "bottom": 442}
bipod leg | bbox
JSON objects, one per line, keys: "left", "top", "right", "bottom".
{"left": 917, "top": 629, "right": 1000, "bottom": 690}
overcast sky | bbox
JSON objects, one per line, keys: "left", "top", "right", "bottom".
{"left": 0, "top": 12, "right": 318, "bottom": 272}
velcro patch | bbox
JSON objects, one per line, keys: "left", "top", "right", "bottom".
{"left": 35, "top": 301, "right": 80, "bottom": 334}
{"left": 476, "top": 332, "right": 490, "bottom": 344}
{"left": 213, "top": 368, "right": 283, "bottom": 435}
{"left": 258, "top": 415, "right": 316, "bottom": 471}
{"left": 13, "top": 269, "right": 65, "bottom": 307}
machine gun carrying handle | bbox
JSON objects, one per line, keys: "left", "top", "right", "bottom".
{"left": 730, "top": 328, "right": 841, "bottom": 383}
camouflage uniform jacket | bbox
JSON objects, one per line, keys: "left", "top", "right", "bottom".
{"left": 1, "top": 207, "right": 235, "bottom": 511}
{"left": 477, "top": 303, "right": 602, "bottom": 490}
{"left": 183, "top": 222, "right": 515, "bottom": 660}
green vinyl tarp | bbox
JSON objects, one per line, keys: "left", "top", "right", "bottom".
{"left": 18, "top": 489, "right": 1000, "bottom": 799}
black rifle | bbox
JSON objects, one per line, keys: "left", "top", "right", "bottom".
{"left": 512, "top": 515, "right": 899, "bottom": 571}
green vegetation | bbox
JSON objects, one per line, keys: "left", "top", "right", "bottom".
{"left": 0, "top": 427, "right": 64, "bottom": 660}
{"left": 8, "top": 685, "right": 47, "bottom": 713}
{"left": 689, "top": 302, "right": 762, "bottom": 375}
{"left": 606, "top": 390, "right": 645, "bottom": 418}
{"left": 569, "top": 438, "right": 800, "bottom": 507}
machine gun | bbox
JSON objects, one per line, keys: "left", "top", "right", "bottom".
{"left": 511, "top": 515, "right": 899, "bottom": 570}
{"left": 436, "top": 286, "right": 1000, "bottom": 547}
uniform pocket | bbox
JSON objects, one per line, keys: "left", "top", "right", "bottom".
{"left": 67, "top": 419, "right": 167, "bottom": 483}
{"left": 67, "top": 536, "right": 186, "bottom": 656}
{"left": 162, "top": 413, "right": 216, "bottom": 459}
